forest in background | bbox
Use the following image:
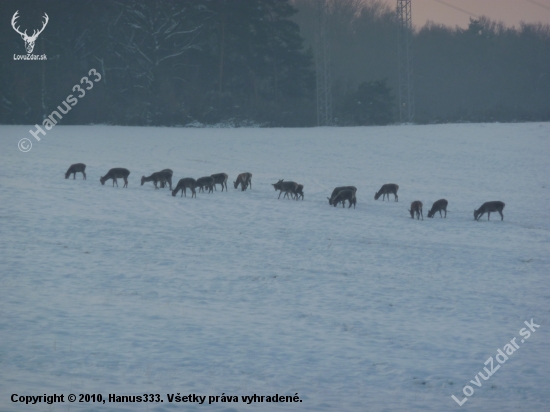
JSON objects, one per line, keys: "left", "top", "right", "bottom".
{"left": 1, "top": 0, "right": 549, "bottom": 127}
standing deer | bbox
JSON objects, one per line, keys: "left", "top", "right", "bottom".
{"left": 332, "top": 190, "right": 356, "bottom": 208}
{"left": 474, "top": 201, "right": 505, "bottom": 221}
{"left": 272, "top": 179, "right": 298, "bottom": 199}
{"left": 172, "top": 178, "right": 197, "bottom": 198}
{"left": 65, "top": 163, "right": 86, "bottom": 180}
{"left": 158, "top": 169, "right": 173, "bottom": 189}
{"left": 234, "top": 173, "right": 252, "bottom": 191}
{"left": 427, "top": 199, "right": 448, "bottom": 218}
{"left": 11, "top": 11, "right": 49, "bottom": 54}
{"left": 196, "top": 176, "right": 215, "bottom": 193}
{"left": 408, "top": 201, "right": 423, "bottom": 220}
{"left": 295, "top": 184, "right": 305, "bottom": 200}
{"left": 211, "top": 173, "right": 228, "bottom": 191}
{"left": 328, "top": 186, "right": 357, "bottom": 205}
{"left": 141, "top": 169, "right": 173, "bottom": 190}
{"left": 100, "top": 168, "right": 130, "bottom": 188}
{"left": 374, "top": 184, "right": 399, "bottom": 201}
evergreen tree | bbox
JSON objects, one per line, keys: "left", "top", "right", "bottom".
{"left": 342, "top": 79, "right": 394, "bottom": 125}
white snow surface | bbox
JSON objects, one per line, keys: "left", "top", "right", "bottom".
{"left": 1, "top": 123, "right": 549, "bottom": 412}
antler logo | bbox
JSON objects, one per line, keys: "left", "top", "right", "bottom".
{"left": 11, "top": 10, "right": 49, "bottom": 54}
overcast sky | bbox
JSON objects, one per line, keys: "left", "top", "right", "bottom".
{"left": 384, "top": 0, "right": 550, "bottom": 29}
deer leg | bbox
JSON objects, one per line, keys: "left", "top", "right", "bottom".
{"left": 395, "top": 193, "right": 398, "bottom": 202}
{"left": 499, "top": 211, "right": 503, "bottom": 220}
{"left": 113, "top": 178, "right": 117, "bottom": 187}
{"left": 73, "top": 173, "right": 76, "bottom": 179}
{"left": 278, "top": 191, "right": 282, "bottom": 199}
{"left": 421, "top": 209, "right": 423, "bottom": 220}
{"left": 124, "top": 178, "right": 128, "bottom": 188}
{"left": 192, "top": 189, "right": 196, "bottom": 198}
{"left": 488, "top": 212, "right": 491, "bottom": 221}
{"left": 83, "top": 172, "right": 86, "bottom": 180}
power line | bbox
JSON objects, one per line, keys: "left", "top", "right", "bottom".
{"left": 433, "top": 0, "right": 479, "bottom": 19}
{"left": 524, "top": 0, "right": 550, "bottom": 13}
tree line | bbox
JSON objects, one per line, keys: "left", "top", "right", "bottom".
{"left": 1, "top": 0, "right": 549, "bottom": 127}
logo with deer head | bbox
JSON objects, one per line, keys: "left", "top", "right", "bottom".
{"left": 11, "top": 10, "right": 49, "bottom": 54}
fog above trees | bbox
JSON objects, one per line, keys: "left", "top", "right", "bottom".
{"left": 1, "top": 0, "right": 548, "bottom": 126}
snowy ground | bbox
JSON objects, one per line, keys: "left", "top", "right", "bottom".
{"left": 1, "top": 123, "right": 549, "bottom": 412}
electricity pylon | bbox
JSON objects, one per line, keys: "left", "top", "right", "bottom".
{"left": 397, "top": 0, "right": 415, "bottom": 123}
{"left": 315, "top": 0, "right": 332, "bottom": 126}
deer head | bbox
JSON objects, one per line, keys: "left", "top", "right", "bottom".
{"left": 12, "top": 11, "right": 49, "bottom": 54}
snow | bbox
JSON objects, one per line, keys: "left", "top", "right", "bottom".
{"left": 1, "top": 123, "right": 549, "bottom": 411}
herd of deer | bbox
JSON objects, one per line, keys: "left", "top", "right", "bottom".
{"left": 65, "top": 163, "right": 506, "bottom": 221}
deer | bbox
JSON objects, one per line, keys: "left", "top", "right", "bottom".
{"left": 408, "top": 201, "right": 423, "bottom": 220}
{"left": 100, "top": 168, "right": 130, "bottom": 188}
{"left": 295, "top": 184, "right": 305, "bottom": 200}
{"left": 474, "top": 201, "right": 505, "bottom": 221}
{"left": 65, "top": 163, "right": 86, "bottom": 180}
{"left": 141, "top": 169, "right": 173, "bottom": 190}
{"left": 374, "top": 184, "right": 399, "bottom": 202}
{"left": 11, "top": 11, "right": 49, "bottom": 54}
{"left": 332, "top": 190, "right": 356, "bottom": 209}
{"left": 427, "top": 199, "right": 448, "bottom": 218}
{"left": 172, "top": 178, "right": 197, "bottom": 198}
{"left": 272, "top": 179, "right": 298, "bottom": 200}
{"left": 234, "top": 173, "right": 252, "bottom": 191}
{"left": 328, "top": 186, "right": 357, "bottom": 205}
{"left": 157, "top": 169, "right": 173, "bottom": 189}
{"left": 196, "top": 176, "right": 215, "bottom": 193}
{"left": 211, "top": 173, "right": 228, "bottom": 191}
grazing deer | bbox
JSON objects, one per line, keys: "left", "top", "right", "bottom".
{"left": 211, "top": 173, "right": 228, "bottom": 191}
{"left": 295, "top": 184, "right": 304, "bottom": 200}
{"left": 100, "top": 168, "right": 130, "bottom": 188}
{"left": 328, "top": 186, "right": 357, "bottom": 205}
{"left": 11, "top": 11, "right": 49, "bottom": 54}
{"left": 332, "top": 190, "right": 356, "bottom": 209}
{"left": 474, "top": 201, "right": 505, "bottom": 221}
{"left": 172, "top": 178, "right": 197, "bottom": 198}
{"left": 196, "top": 176, "right": 215, "bottom": 193}
{"left": 65, "top": 163, "right": 86, "bottom": 180}
{"left": 141, "top": 169, "right": 173, "bottom": 190}
{"left": 374, "top": 184, "right": 399, "bottom": 201}
{"left": 427, "top": 199, "right": 448, "bottom": 218}
{"left": 234, "top": 173, "right": 252, "bottom": 191}
{"left": 409, "top": 201, "right": 423, "bottom": 220}
{"left": 158, "top": 169, "right": 173, "bottom": 189}
{"left": 272, "top": 179, "right": 298, "bottom": 200}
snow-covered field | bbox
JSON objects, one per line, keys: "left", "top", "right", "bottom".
{"left": 1, "top": 123, "right": 549, "bottom": 412}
